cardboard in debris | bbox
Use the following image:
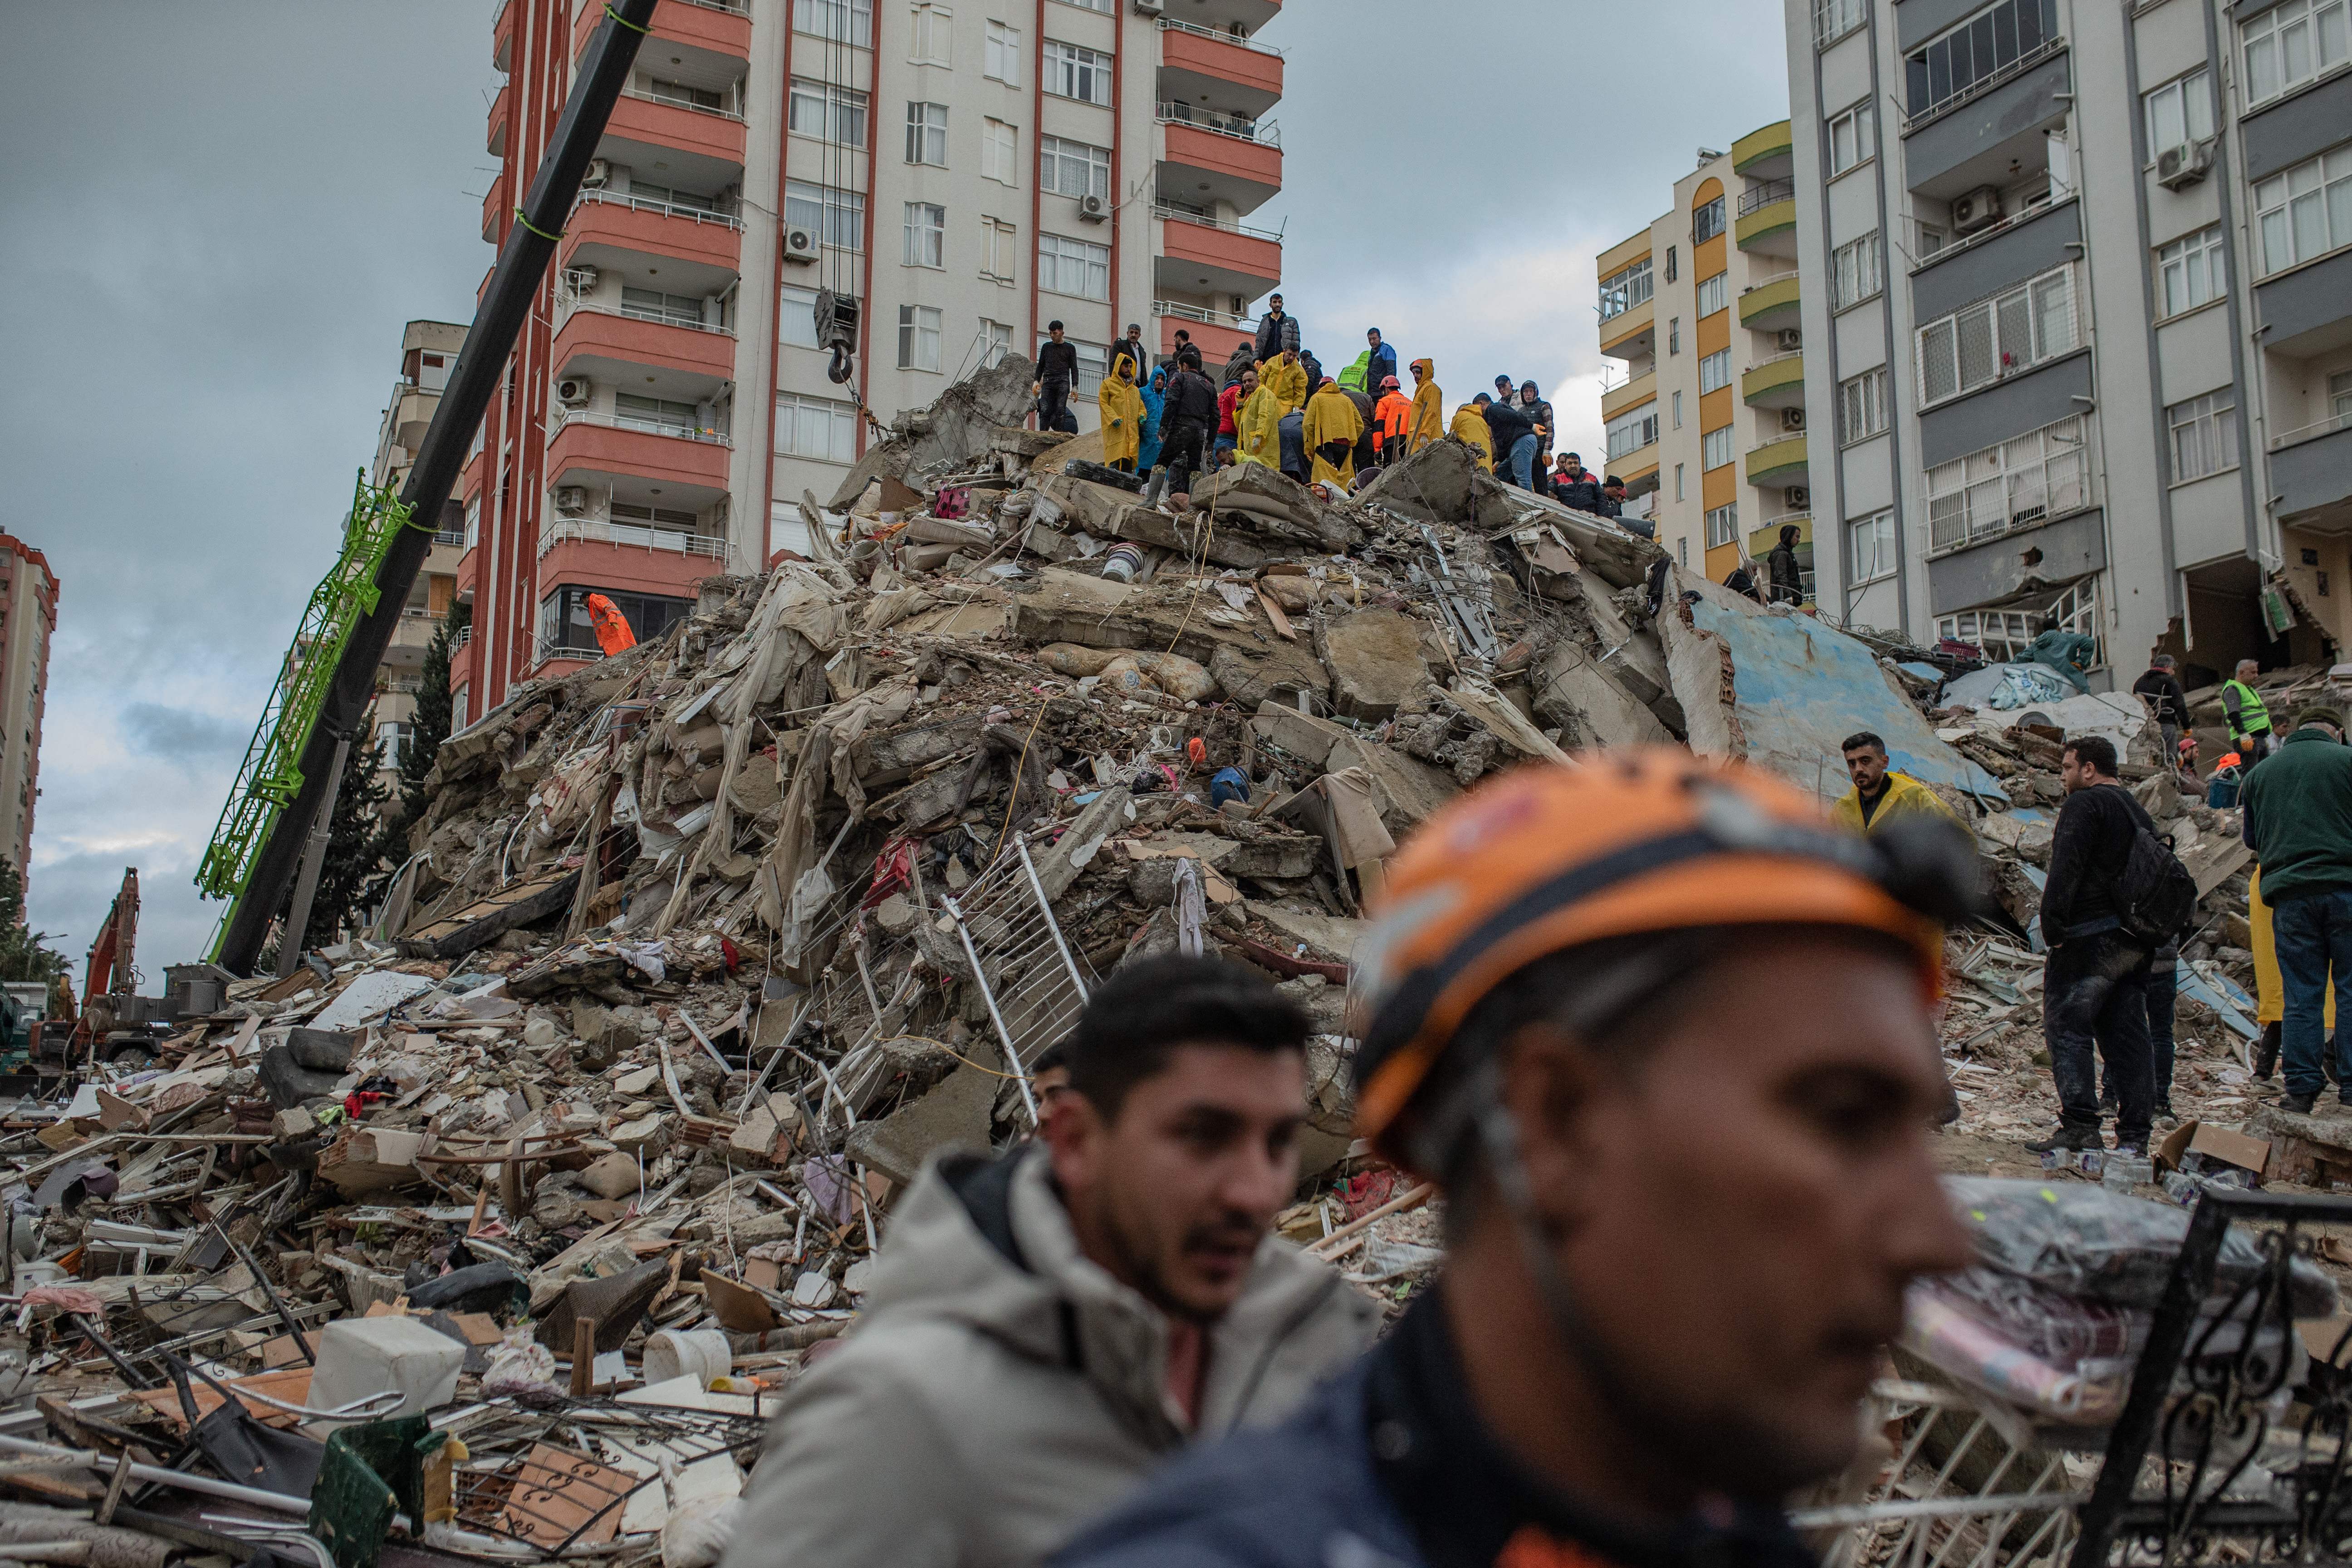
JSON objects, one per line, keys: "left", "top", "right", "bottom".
{"left": 2155, "top": 1120, "right": 2272, "bottom": 1182}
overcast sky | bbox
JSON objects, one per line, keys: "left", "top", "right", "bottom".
{"left": 1, "top": 1, "right": 1789, "bottom": 989}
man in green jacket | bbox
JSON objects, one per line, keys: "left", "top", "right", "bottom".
{"left": 2239, "top": 707, "right": 2352, "bottom": 1110}
{"left": 2225, "top": 659, "right": 2276, "bottom": 764}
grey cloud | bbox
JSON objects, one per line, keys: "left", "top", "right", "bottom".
{"left": 119, "top": 703, "right": 252, "bottom": 765}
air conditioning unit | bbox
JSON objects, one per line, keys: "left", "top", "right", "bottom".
{"left": 1781, "top": 407, "right": 1807, "bottom": 432}
{"left": 1786, "top": 486, "right": 1811, "bottom": 510}
{"left": 1132, "top": 0, "right": 1164, "bottom": 13}
{"left": 563, "top": 265, "right": 599, "bottom": 294}
{"left": 1777, "top": 327, "right": 1803, "bottom": 352}
{"left": 1077, "top": 193, "right": 1110, "bottom": 223}
{"left": 556, "top": 376, "right": 593, "bottom": 406}
{"left": 2156, "top": 141, "right": 2215, "bottom": 190}
{"left": 582, "top": 158, "right": 611, "bottom": 190}
{"left": 781, "top": 224, "right": 821, "bottom": 264}
{"left": 1950, "top": 184, "right": 2004, "bottom": 234}
{"left": 555, "top": 486, "right": 590, "bottom": 516}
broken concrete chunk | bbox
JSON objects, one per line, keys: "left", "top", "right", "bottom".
{"left": 1315, "top": 608, "right": 1434, "bottom": 721}
{"left": 843, "top": 1063, "right": 997, "bottom": 1186}
{"left": 1532, "top": 640, "right": 1672, "bottom": 749}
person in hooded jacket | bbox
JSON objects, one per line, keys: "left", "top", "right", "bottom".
{"left": 1234, "top": 366, "right": 1283, "bottom": 470}
{"left": 1253, "top": 295, "right": 1299, "bottom": 363}
{"left": 1406, "top": 359, "right": 1444, "bottom": 453}
{"left": 1261, "top": 348, "right": 1308, "bottom": 412}
{"left": 1518, "top": 381, "right": 1556, "bottom": 481}
{"left": 1482, "top": 393, "right": 1537, "bottom": 488}
{"left": 1372, "top": 376, "right": 1416, "bottom": 468}
{"left": 1304, "top": 378, "right": 1366, "bottom": 489}
{"left": 1160, "top": 354, "right": 1222, "bottom": 501}
{"left": 1137, "top": 366, "right": 1168, "bottom": 475}
{"left": 1450, "top": 395, "right": 1494, "bottom": 471}
{"left": 1279, "top": 402, "right": 1310, "bottom": 484}
{"left": 1341, "top": 379, "right": 1380, "bottom": 478}
{"left": 1364, "top": 329, "right": 1398, "bottom": 397}
{"left": 1099, "top": 355, "right": 1146, "bottom": 473}
{"left": 1337, "top": 352, "right": 1372, "bottom": 397}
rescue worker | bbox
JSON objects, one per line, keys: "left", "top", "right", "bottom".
{"left": 1450, "top": 395, "right": 1494, "bottom": 471}
{"left": 584, "top": 593, "right": 636, "bottom": 657}
{"left": 1372, "top": 375, "right": 1415, "bottom": 468}
{"left": 1406, "top": 359, "right": 1443, "bottom": 453}
{"left": 1234, "top": 366, "right": 1283, "bottom": 470}
{"left": 2132, "top": 654, "right": 2191, "bottom": 763}
{"left": 1099, "top": 354, "right": 1146, "bottom": 473}
{"left": 1481, "top": 392, "right": 1537, "bottom": 489}
{"left": 2224, "top": 659, "right": 2276, "bottom": 765}
{"left": 1138, "top": 366, "right": 1168, "bottom": 476}
{"left": 1055, "top": 754, "right": 1978, "bottom": 1568}
{"left": 1034, "top": 321, "right": 1080, "bottom": 435}
{"left": 1337, "top": 352, "right": 1372, "bottom": 397}
{"left": 1159, "top": 352, "right": 1221, "bottom": 503}
{"left": 1262, "top": 347, "right": 1308, "bottom": 412}
{"left": 1766, "top": 524, "right": 1805, "bottom": 606}
{"left": 1215, "top": 374, "right": 1246, "bottom": 467}
{"left": 1303, "top": 377, "right": 1365, "bottom": 490}
{"left": 1518, "top": 381, "right": 1556, "bottom": 482}
{"left": 1832, "top": 732, "right": 1965, "bottom": 840}
{"left": 1364, "top": 328, "right": 1398, "bottom": 397}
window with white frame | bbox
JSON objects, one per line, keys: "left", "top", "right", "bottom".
{"left": 785, "top": 180, "right": 866, "bottom": 249}
{"left": 1915, "top": 265, "right": 2076, "bottom": 406}
{"left": 789, "top": 79, "right": 867, "bottom": 145}
{"left": 898, "top": 304, "right": 942, "bottom": 371}
{"left": 1936, "top": 608, "right": 2043, "bottom": 662}
{"left": 1924, "top": 414, "right": 2088, "bottom": 552}
{"left": 1056, "top": 0, "right": 1112, "bottom": 10}
{"left": 982, "top": 118, "right": 1018, "bottom": 184}
{"left": 903, "top": 202, "right": 945, "bottom": 267}
{"left": 1039, "top": 232, "right": 1109, "bottom": 299}
{"left": 1605, "top": 403, "right": 1659, "bottom": 461}
{"left": 906, "top": 101, "right": 947, "bottom": 165}
{"left": 1699, "top": 348, "right": 1732, "bottom": 394}
{"left": 1705, "top": 503, "right": 1740, "bottom": 548}
{"left": 1815, "top": 0, "right": 1866, "bottom": 48}
{"left": 1839, "top": 367, "right": 1890, "bottom": 443}
{"left": 1040, "top": 136, "right": 1110, "bottom": 201}
{"left": 2253, "top": 145, "right": 2352, "bottom": 276}
{"left": 1904, "top": 0, "right": 2061, "bottom": 120}
{"left": 2142, "top": 69, "right": 2214, "bottom": 156}
{"left": 1849, "top": 510, "right": 1897, "bottom": 585}
{"left": 985, "top": 20, "right": 1021, "bottom": 83}
{"left": 1045, "top": 40, "right": 1113, "bottom": 104}
{"left": 1828, "top": 100, "right": 1876, "bottom": 175}
{"left": 776, "top": 391, "right": 859, "bottom": 463}
{"left": 1702, "top": 425, "right": 1735, "bottom": 470}
{"left": 980, "top": 218, "right": 1016, "bottom": 283}
{"left": 1073, "top": 340, "right": 1108, "bottom": 396}
{"left": 2156, "top": 225, "right": 2226, "bottom": 317}
{"left": 779, "top": 282, "right": 821, "bottom": 348}
{"left": 1598, "top": 258, "right": 1652, "bottom": 321}
{"left": 463, "top": 496, "right": 480, "bottom": 549}
{"left": 910, "top": 4, "right": 952, "bottom": 64}
{"left": 2167, "top": 390, "right": 2239, "bottom": 481}
{"left": 1694, "top": 196, "right": 1725, "bottom": 243}
{"left": 1672, "top": 390, "right": 1683, "bottom": 428}
{"left": 642, "top": 77, "right": 725, "bottom": 113}
{"left": 1696, "top": 273, "right": 1728, "bottom": 316}
{"left": 621, "top": 286, "right": 707, "bottom": 328}
{"left": 1831, "top": 232, "right": 1883, "bottom": 310}
{"left": 981, "top": 319, "right": 1013, "bottom": 368}
{"left": 1674, "top": 463, "right": 1686, "bottom": 501}
{"left": 616, "top": 392, "right": 702, "bottom": 436}
{"left": 2334, "top": 368, "right": 2352, "bottom": 420}
{"left": 794, "top": 0, "right": 872, "bottom": 46}
{"left": 1677, "top": 536, "right": 1689, "bottom": 565}
{"left": 2243, "top": 0, "right": 2349, "bottom": 109}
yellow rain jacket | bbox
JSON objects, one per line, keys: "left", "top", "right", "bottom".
{"left": 2252, "top": 867, "right": 2334, "bottom": 1028}
{"left": 1098, "top": 373, "right": 1145, "bottom": 466}
{"left": 1303, "top": 385, "right": 1365, "bottom": 488}
{"left": 1235, "top": 383, "right": 1284, "bottom": 468}
{"left": 1262, "top": 355, "right": 1309, "bottom": 412}
{"left": 1408, "top": 360, "right": 1444, "bottom": 451}
{"left": 1450, "top": 402, "right": 1493, "bottom": 471}
{"left": 1829, "top": 770, "right": 1969, "bottom": 842}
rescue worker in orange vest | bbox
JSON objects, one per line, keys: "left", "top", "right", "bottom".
{"left": 585, "top": 592, "right": 637, "bottom": 657}
{"left": 1372, "top": 375, "right": 1415, "bottom": 469}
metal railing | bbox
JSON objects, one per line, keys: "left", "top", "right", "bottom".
{"left": 573, "top": 186, "right": 745, "bottom": 229}
{"left": 1747, "top": 349, "right": 1805, "bottom": 373}
{"left": 1155, "top": 102, "right": 1280, "bottom": 147}
{"left": 453, "top": 625, "right": 473, "bottom": 651}
{"left": 552, "top": 407, "right": 734, "bottom": 446}
{"left": 432, "top": 528, "right": 467, "bottom": 548}
{"left": 2270, "top": 407, "right": 2352, "bottom": 451}
{"left": 675, "top": 0, "right": 749, "bottom": 11}
{"left": 556, "top": 294, "right": 737, "bottom": 336}
{"left": 1156, "top": 16, "right": 1284, "bottom": 57}
{"left": 1738, "top": 177, "right": 1795, "bottom": 216}
{"left": 538, "top": 517, "right": 730, "bottom": 559}
{"left": 624, "top": 85, "right": 745, "bottom": 122}
{"left": 1902, "top": 34, "right": 2067, "bottom": 131}
{"left": 1908, "top": 191, "right": 2071, "bottom": 276}
{"left": 377, "top": 676, "right": 424, "bottom": 696}
{"left": 1741, "top": 267, "right": 1802, "bottom": 296}
{"left": 1152, "top": 299, "right": 1253, "bottom": 328}
{"left": 1152, "top": 203, "right": 1282, "bottom": 243}
{"left": 533, "top": 636, "right": 606, "bottom": 669}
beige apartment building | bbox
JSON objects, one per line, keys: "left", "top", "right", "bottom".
{"left": 0, "top": 535, "right": 58, "bottom": 882}
{"left": 367, "top": 319, "right": 469, "bottom": 779}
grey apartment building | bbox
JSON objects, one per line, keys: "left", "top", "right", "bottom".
{"left": 1783, "top": 0, "right": 2352, "bottom": 686}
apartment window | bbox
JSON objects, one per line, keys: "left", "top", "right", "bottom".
{"left": 1924, "top": 414, "right": 2088, "bottom": 552}
{"left": 903, "top": 202, "right": 946, "bottom": 267}
{"left": 910, "top": 3, "right": 952, "bottom": 64}
{"left": 1039, "top": 232, "right": 1110, "bottom": 299}
{"left": 2334, "top": 368, "right": 2352, "bottom": 420}
{"left": 1848, "top": 511, "right": 1898, "bottom": 585}
{"left": 2253, "top": 145, "right": 2352, "bottom": 276}
{"left": 790, "top": 79, "right": 868, "bottom": 145}
{"left": 1677, "top": 536, "right": 1690, "bottom": 565}
{"left": 621, "top": 286, "right": 706, "bottom": 328}
{"left": 779, "top": 283, "right": 824, "bottom": 348}
{"left": 897, "top": 304, "right": 943, "bottom": 371}
{"left": 609, "top": 500, "right": 699, "bottom": 529}
{"left": 1699, "top": 348, "right": 1733, "bottom": 394}
{"left": 1693, "top": 197, "right": 1725, "bottom": 244}
{"left": 982, "top": 118, "right": 1019, "bottom": 184}
{"left": 1597, "top": 258, "right": 1652, "bottom": 321}
{"left": 2142, "top": 69, "right": 2214, "bottom": 155}
{"left": 795, "top": 0, "right": 872, "bottom": 46}
{"left": 1672, "top": 390, "right": 1684, "bottom": 428}
{"left": 985, "top": 20, "right": 1021, "bottom": 84}
{"left": 1705, "top": 503, "right": 1740, "bottom": 549}
{"left": 981, "top": 319, "right": 1014, "bottom": 368}
{"left": 785, "top": 180, "right": 866, "bottom": 248}
{"left": 540, "top": 587, "right": 691, "bottom": 657}
{"left": 1040, "top": 135, "right": 1111, "bottom": 201}
{"left": 1828, "top": 100, "right": 1876, "bottom": 175}
{"left": 1702, "top": 425, "right": 1735, "bottom": 470}
{"left": 2243, "top": 0, "right": 2350, "bottom": 108}
{"left": 1056, "top": 0, "right": 1113, "bottom": 9}
{"left": 1816, "top": 0, "right": 1866, "bottom": 48}
{"left": 616, "top": 392, "right": 704, "bottom": 437}
{"left": 1905, "top": 0, "right": 2061, "bottom": 120}
{"left": 2168, "top": 390, "right": 2239, "bottom": 482}
{"left": 776, "top": 391, "right": 859, "bottom": 463}
{"left": 1831, "top": 232, "right": 1884, "bottom": 310}
{"left": 1696, "top": 273, "right": 1728, "bottom": 316}
{"left": 463, "top": 497, "right": 480, "bottom": 549}
{"left": 906, "top": 101, "right": 948, "bottom": 164}
{"left": 1045, "top": 40, "right": 1113, "bottom": 105}
{"left": 980, "top": 218, "right": 1017, "bottom": 282}
{"left": 1605, "top": 403, "right": 1660, "bottom": 462}
{"left": 643, "top": 77, "right": 725, "bottom": 113}
{"left": 1669, "top": 317, "right": 1681, "bottom": 355}
{"left": 1073, "top": 341, "right": 1109, "bottom": 396}
{"left": 1675, "top": 463, "right": 1686, "bottom": 501}
{"left": 2156, "top": 225, "right": 2226, "bottom": 317}
{"left": 1838, "top": 367, "right": 1891, "bottom": 443}
{"left": 1915, "top": 265, "right": 2076, "bottom": 406}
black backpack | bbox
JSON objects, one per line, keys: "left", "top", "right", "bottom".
{"left": 2115, "top": 798, "right": 2196, "bottom": 945}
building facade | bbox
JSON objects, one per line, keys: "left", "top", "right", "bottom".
{"left": 452, "top": 0, "right": 1286, "bottom": 724}
{"left": 1597, "top": 122, "right": 1817, "bottom": 602}
{"left": 1783, "top": 0, "right": 2352, "bottom": 688}
{"left": 368, "top": 321, "right": 470, "bottom": 780}
{"left": 0, "top": 536, "right": 58, "bottom": 883}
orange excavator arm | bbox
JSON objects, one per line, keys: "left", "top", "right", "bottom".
{"left": 76, "top": 869, "right": 138, "bottom": 1034}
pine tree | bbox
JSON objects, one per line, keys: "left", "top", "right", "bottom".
{"left": 281, "top": 724, "right": 392, "bottom": 952}
{"left": 401, "top": 601, "right": 468, "bottom": 830}
{"left": 0, "top": 862, "right": 67, "bottom": 986}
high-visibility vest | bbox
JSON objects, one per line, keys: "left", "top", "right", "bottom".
{"left": 2223, "top": 678, "right": 2272, "bottom": 737}
{"left": 585, "top": 593, "right": 637, "bottom": 657}
{"left": 1373, "top": 394, "right": 1414, "bottom": 455}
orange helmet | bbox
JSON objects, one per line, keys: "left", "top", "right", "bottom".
{"left": 1351, "top": 750, "right": 1968, "bottom": 1161}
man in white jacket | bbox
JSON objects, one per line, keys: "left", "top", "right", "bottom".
{"left": 724, "top": 955, "right": 1378, "bottom": 1568}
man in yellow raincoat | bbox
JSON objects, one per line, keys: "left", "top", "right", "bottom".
{"left": 1303, "top": 378, "right": 1364, "bottom": 488}
{"left": 1098, "top": 355, "right": 1145, "bottom": 472}
{"left": 1261, "top": 347, "right": 1308, "bottom": 412}
{"left": 1450, "top": 395, "right": 1494, "bottom": 471}
{"left": 1233, "top": 367, "right": 1282, "bottom": 469}
{"left": 1828, "top": 732, "right": 1968, "bottom": 841}
{"left": 1407, "top": 359, "right": 1444, "bottom": 452}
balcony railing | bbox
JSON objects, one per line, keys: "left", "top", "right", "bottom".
{"left": 1902, "top": 34, "right": 2067, "bottom": 132}
{"left": 2272, "top": 409, "right": 2352, "bottom": 451}
{"left": 1153, "top": 299, "right": 1254, "bottom": 329}
{"left": 539, "top": 516, "right": 730, "bottom": 559}
{"left": 627, "top": 84, "right": 745, "bottom": 121}
{"left": 675, "top": 0, "right": 749, "bottom": 11}
{"left": 454, "top": 625, "right": 474, "bottom": 650}
{"left": 1156, "top": 16, "right": 1284, "bottom": 57}
{"left": 1742, "top": 267, "right": 1801, "bottom": 296}
{"left": 433, "top": 528, "right": 467, "bottom": 547}
{"left": 377, "top": 676, "right": 425, "bottom": 696}
{"left": 554, "top": 407, "right": 733, "bottom": 446}
{"left": 1153, "top": 203, "right": 1282, "bottom": 243}
{"left": 1738, "top": 178, "right": 1796, "bottom": 216}
{"left": 574, "top": 186, "right": 745, "bottom": 230}
{"left": 535, "top": 637, "right": 606, "bottom": 669}
{"left": 1748, "top": 349, "right": 1804, "bottom": 373}
{"left": 1155, "top": 103, "right": 1281, "bottom": 147}
{"left": 557, "top": 296, "right": 736, "bottom": 336}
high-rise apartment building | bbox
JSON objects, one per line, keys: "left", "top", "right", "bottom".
{"left": 0, "top": 536, "right": 58, "bottom": 882}
{"left": 452, "top": 0, "right": 1286, "bottom": 725}
{"left": 1782, "top": 0, "right": 2352, "bottom": 686}
{"left": 1597, "top": 122, "right": 1816, "bottom": 600}
{"left": 368, "top": 320, "right": 469, "bottom": 782}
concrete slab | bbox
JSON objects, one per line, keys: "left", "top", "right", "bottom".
{"left": 845, "top": 1064, "right": 997, "bottom": 1185}
{"left": 1533, "top": 641, "right": 1674, "bottom": 748}
{"left": 1316, "top": 608, "right": 1433, "bottom": 721}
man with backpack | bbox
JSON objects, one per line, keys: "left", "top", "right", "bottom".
{"left": 2239, "top": 707, "right": 2352, "bottom": 1112}
{"left": 2027, "top": 735, "right": 2188, "bottom": 1155}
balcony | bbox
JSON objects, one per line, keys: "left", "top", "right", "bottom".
{"left": 390, "top": 383, "right": 440, "bottom": 454}
{"left": 564, "top": 187, "right": 743, "bottom": 278}
{"left": 1156, "top": 105, "right": 1282, "bottom": 216}
{"left": 1732, "top": 120, "right": 1793, "bottom": 179}
{"left": 1741, "top": 352, "right": 1806, "bottom": 409}
{"left": 388, "top": 612, "right": 441, "bottom": 655}
{"left": 1735, "top": 179, "right": 1798, "bottom": 258}
{"left": 1738, "top": 270, "right": 1802, "bottom": 331}
{"left": 573, "top": 0, "right": 749, "bottom": 64}
{"left": 1155, "top": 300, "right": 1253, "bottom": 361}
{"left": 600, "top": 90, "right": 747, "bottom": 191}
{"left": 547, "top": 408, "right": 731, "bottom": 498}
{"left": 1156, "top": 206, "right": 1280, "bottom": 300}
{"left": 488, "top": 80, "right": 510, "bottom": 158}
{"left": 1180, "top": 0, "right": 1281, "bottom": 29}
{"left": 1745, "top": 432, "right": 1809, "bottom": 488}
{"left": 1602, "top": 369, "right": 1656, "bottom": 422}
{"left": 1598, "top": 294, "right": 1654, "bottom": 359}
{"left": 538, "top": 519, "right": 729, "bottom": 603}
{"left": 480, "top": 169, "right": 508, "bottom": 244}
{"left": 1156, "top": 19, "right": 1284, "bottom": 119}
{"left": 554, "top": 302, "right": 737, "bottom": 389}
{"left": 494, "top": 0, "right": 514, "bottom": 72}
{"left": 2271, "top": 412, "right": 2352, "bottom": 530}
{"left": 539, "top": 516, "right": 728, "bottom": 561}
